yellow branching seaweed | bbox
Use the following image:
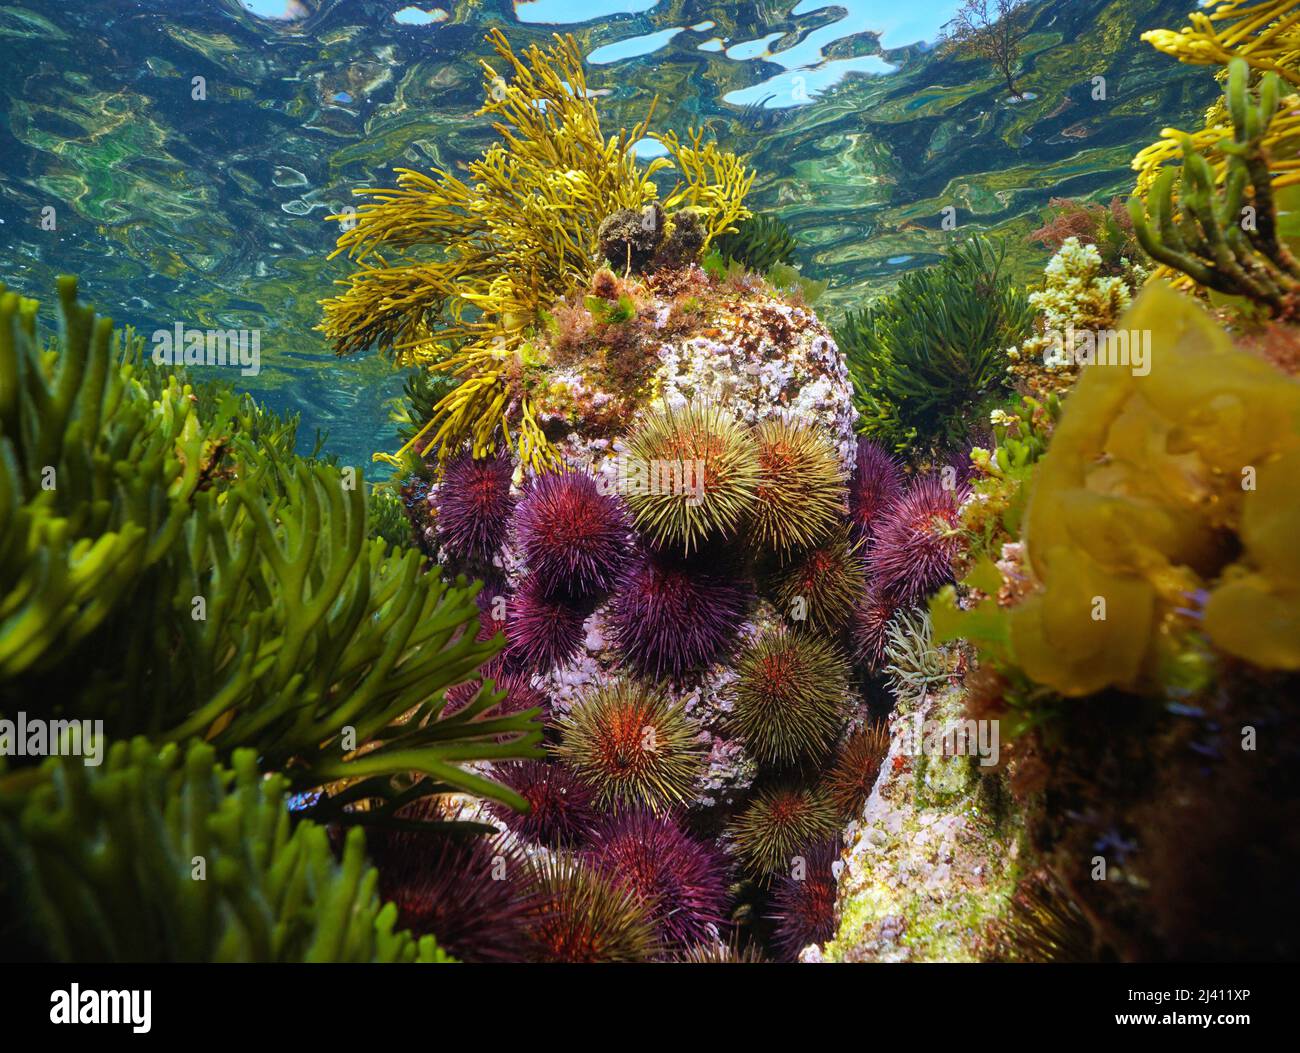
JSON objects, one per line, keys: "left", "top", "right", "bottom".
{"left": 318, "top": 29, "right": 753, "bottom": 472}
{"left": 1135, "top": 2, "right": 1300, "bottom": 196}
{"left": 656, "top": 128, "right": 755, "bottom": 249}
{"left": 1142, "top": 0, "right": 1300, "bottom": 86}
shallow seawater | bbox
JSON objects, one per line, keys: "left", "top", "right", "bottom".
{"left": 0, "top": 0, "right": 1213, "bottom": 467}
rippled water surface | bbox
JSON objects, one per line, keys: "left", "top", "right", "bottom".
{"left": 0, "top": 0, "right": 1215, "bottom": 465}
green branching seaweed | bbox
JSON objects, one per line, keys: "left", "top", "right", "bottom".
{"left": 1129, "top": 59, "right": 1300, "bottom": 313}
{"left": 0, "top": 738, "right": 450, "bottom": 962}
{"left": 713, "top": 212, "right": 798, "bottom": 274}
{"left": 835, "top": 237, "right": 1034, "bottom": 456}
{"left": 0, "top": 278, "right": 541, "bottom": 819}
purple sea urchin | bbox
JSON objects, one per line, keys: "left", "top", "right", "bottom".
{"left": 729, "top": 784, "right": 839, "bottom": 878}
{"left": 489, "top": 760, "right": 597, "bottom": 848}
{"left": 435, "top": 449, "right": 515, "bottom": 563}
{"left": 868, "top": 475, "right": 966, "bottom": 604}
{"left": 504, "top": 577, "right": 586, "bottom": 672}
{"left": 555, "top": 679, "right": 705, "bottom": 813}
{"left": 851, "top": 586, "right": 900, "bottom": 672}
{"left": 768, "top": 528, "right": 866, "bottom": 634}
{"left": 750, "top": 419, "right": 845, "bottom": 555}
{"left": 732, "top": 626, "right": 849, "bottom": 767}
{"left": 523, "top": 855, "right": 657, "bottom": 963}
{"left": 586, "top": 809, "right": 730, "bottom": 950}
{"left": 608, "top": 549, "right": 752, "bottom": 679}
{"left": 848, "top": 438, "right": 904, "bottom": 544}
{"left": 623, "top": 401, "right": 760, "bottom": 553}
{"left": 368, "top": 805, "right": 538, "bottom": 963}
{"left": 767, "top": 839, "right": 839, "bottom": 961}
{"left": 514, "top": 469, "right": 630, "bottom": 600}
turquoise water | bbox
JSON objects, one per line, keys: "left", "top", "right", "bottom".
{"left": 0, "top": 0, "right": 1214, "bottom": 468}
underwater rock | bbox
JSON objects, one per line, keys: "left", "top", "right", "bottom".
{"left": 598, "top": 203, "right": 666, "bottom": 274}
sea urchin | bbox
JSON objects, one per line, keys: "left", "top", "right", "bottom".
{"left": 504, "top": 577, "right": 587, "bottom": 672}
{"left": 555, "top": 679, "right": 705, "bottom": 813}
{"left": 732, "top": 626, "right": 849, "bottom": 767}
{"left": 768, "top": 527, "right": 866, "bottom": 634}
{"left": 489, "top": 760, "right": 597, "bottom": 848}
{"left": 514, "top": 469, "right": 630, "bottom": 600}
{"left": 867, "top": 474, "right": 966, "bottom": 605}
{"left": 434, "top": 448, "right": 516, "bottom": 563}
{"left": 749, "top": 418, "right": 846, "bottom": 555}
{"left": 623, "top": 401, "right": 759, "bottom": 554}
{"left": 729, "top": 784, "right": 839, "bottom": 878}
{"left": 586, "top": 809, "right": 730, "bottom": 950}
{"left": 608, "top": 549, "right": 752, "bottom": 679}
{"left": 848, "top": 437, "right": 903, "bottom": 544}
{"left": 523, "top": 855, "right": 657, "bottom": 963}
{"left": 767, "top": 839, "right": 840, "bottom": 961}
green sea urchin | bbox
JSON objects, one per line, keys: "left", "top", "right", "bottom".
{"left": 523, "top": 855, "right": 657, "bottom": 963}
{"left": 555, "top": 680, "right": 705, "bottom": 813}
{"left": 729, "top": 784, "right": 839, "bottom": 878}
{"left": 749, "top": 418, "right": 846, "bottom": 555}
{"left": 732, "top": 626, "right": 849, "bottom": 767}
{"left": 623, "top": 402, "right": 760, "bottom": 553}
{"left": 768, "top": 527, "right": 866, "bottom": 634}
